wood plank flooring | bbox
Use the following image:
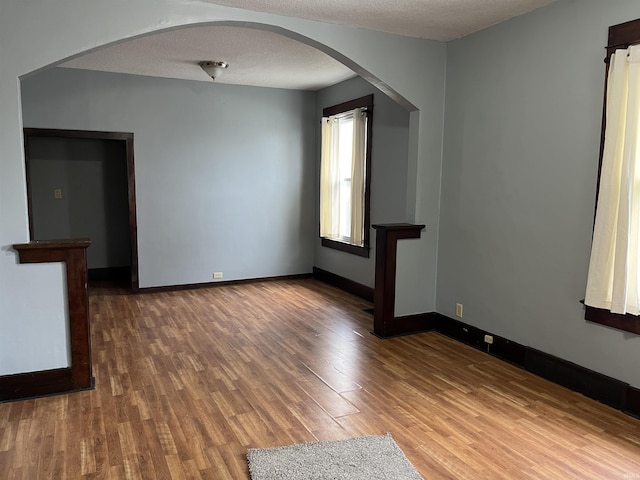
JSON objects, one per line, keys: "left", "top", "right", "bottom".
{"left": 2, "top": 278, "right": 640, "bottom": 478}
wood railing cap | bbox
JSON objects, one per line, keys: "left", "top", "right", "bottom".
{"left": 372, "top": 223, "right": 425, "bottom": 231}
{"left": 13, "top": 238, "right": 91, "bottom": 251}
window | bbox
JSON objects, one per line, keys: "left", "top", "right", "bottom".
{"left": 584, "top": 18, "right": 640, "bottom": 334}
{"left": 320, "top": 95, "right": 373, "bottom": 257}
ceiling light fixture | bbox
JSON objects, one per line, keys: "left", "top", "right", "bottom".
{"left": 199, "top": 61, "right": 229, "bottom": 81}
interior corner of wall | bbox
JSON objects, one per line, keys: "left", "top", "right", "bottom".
{"left": 405, "top": 110, "right": 420, "bottom": 223}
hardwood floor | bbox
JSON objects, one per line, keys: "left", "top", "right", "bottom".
{"left": 2, "top": 278, "right": 640, "bottom": 479}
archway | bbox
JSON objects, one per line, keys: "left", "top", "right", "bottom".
{"left": 2, "top": 4, "right": 442, "bottom": 393}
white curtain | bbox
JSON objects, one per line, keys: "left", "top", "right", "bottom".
{"left": 320, "top": 116, "right": 340, "bottom": 238}
{"left": 585, "top": 45, "right": 640, "bottom": 315}
{"left": 350, "top": 109, "right": 366, "bottom": 245}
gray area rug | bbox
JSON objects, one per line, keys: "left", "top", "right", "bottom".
{"left": 246, "top": 433, "right": 423, "bottom": 480}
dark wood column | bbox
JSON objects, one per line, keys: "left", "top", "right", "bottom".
{"left": 3, "top": 239, "right": 93, "bottom": 400}
{"left": 372, "top": 223, "right": 425, "bottom": 338}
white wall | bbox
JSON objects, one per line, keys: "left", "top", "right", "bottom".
{"left": 22, "top": 68, "right": 316, "bottom": 288}
{"left": 314, "top": 77, "right": 411, "bottom": 287}
{"left": 439, "top": 0, "right": 640, "bottom": 386}
{"left": 0, "top": 1, "right": 445, "bottom": 375}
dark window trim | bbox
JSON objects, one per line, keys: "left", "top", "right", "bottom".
{"left": 321, "top": 237, "right": 369, "bottom": 257}
{"left": 585, "top": 18, "right": 640, "bottom": 334}
{"left": 320, "top": 94, "right": 374, "bottom": 258}
{"left": 585, "top": 304, "right": 640, "bottom": 335}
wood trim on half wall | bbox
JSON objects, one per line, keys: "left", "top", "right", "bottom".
{"left": 23, "top": 128, "right": 139, "bottom": 292}
{"left": 372, "top": 223, "right": 425, "bottom": 338}
{"left": 4, "top": 239, "right": 94, "bottom": 402}
{"left": 0, "top": 368, "right": 75, "bottom": 402}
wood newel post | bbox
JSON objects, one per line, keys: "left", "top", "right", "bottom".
{"left": 372, "top": 223, "right": 425, "bottom": 338}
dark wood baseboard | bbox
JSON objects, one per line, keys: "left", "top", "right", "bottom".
{"left": 312, "top": 267, "right": 437, "bottom": 337}
{"left": 525, "top": 348, "right": 626, "bottom": 410}
{"left": 625, "top": 386, "right": 640, "bottom": 418}
{"left": 312, "top": 267, "right": 374, "bottom": 302}
{"left": 139, "top": 273, "right": 313, "bottom": 294}
{"left": 433, "top": 313, "right": 527, "bottom": 366}
{"left": 312, "top": 268, "right": 639, "bottom": 418}
{"left": 0, "top": 368, "right": 94, "bottom": 403}
{"left": 88, "top": 266, "right": 130, "bottom": 282}
{"left": 363, "top": 307, "right": 636, "bottom": 414}
{"left": 370, "top": 312, "right": 438, "bottom": 338}
{"left": 433, "top": 312, "right": 637, "bottom": 415}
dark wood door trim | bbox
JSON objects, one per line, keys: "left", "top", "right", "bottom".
{"left": 23, "top": 128, "right": 139, "bottom": 292}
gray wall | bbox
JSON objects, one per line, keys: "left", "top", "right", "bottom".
{"left": 314, "top": 77, "right": 411, "bottom": 287}
{"left": 28, "top": 137, "right": 130, "bottom": 269}
{"left": 21, "top": 67, "right": 316, "bottom": 288}
{"left": 439, "top": 0, "right": 640, "bottom": 386}
{"left": 0, "top": 1, "right": 445, "bottom": 376}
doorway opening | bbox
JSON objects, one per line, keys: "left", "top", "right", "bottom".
{"left": 23, "top": 128, "right": 139, "bottom": 292}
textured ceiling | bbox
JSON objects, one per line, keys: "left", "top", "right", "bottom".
{"left": 60, "top": 26, "right": 357, "bottom": 91}
{"left": 59, "top": 0, "right": 555, "bottom": 91}
{"left": 201, "top": 0, "right": 555, "bottom": 41}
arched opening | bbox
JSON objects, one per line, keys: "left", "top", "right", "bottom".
{"left": 19, "top": 22, "right": 416, "bottom": 291}
{"left": 5, "top": 15, "right": 432, "bottom": 402}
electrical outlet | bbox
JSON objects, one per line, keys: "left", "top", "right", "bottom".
{"left": 213, "top": 272, "right": 223, "bottom": 279}
{"left": 484, "top": 334, "right": 494, "bottom": 344}
{"left": 455, "top": 303, "right": 463, "bottom": 318}
{"left": 54, "top": 189, "right": 62, "bottom": 199}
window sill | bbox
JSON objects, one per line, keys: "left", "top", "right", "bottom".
{"left": 321, "top": 237, "right": 369, "bottom": 258}
{"left": 584, "top": 304, "right": 640, "bottom": 335}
